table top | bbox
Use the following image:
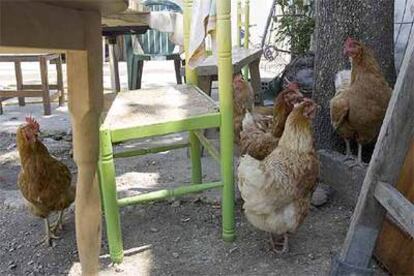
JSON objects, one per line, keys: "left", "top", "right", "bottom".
{"left": 102, "top": 9, "right": 150, "bottom": 36}
{"left": 39, "top": 0, "right": 128, "bottom": 15}
{"left": 102, "top": 26, "right": 149, "bottom": 37}
{"left": 194, "top": 47, "right": 263, "bottom": 76}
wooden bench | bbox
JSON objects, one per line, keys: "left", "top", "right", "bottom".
{"left": 193, "top": 47, "right": 263, "bottom": 104}
{"left": 0, "top": 53, "right": 64, "bottom": 115}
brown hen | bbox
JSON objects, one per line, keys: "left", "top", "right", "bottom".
{"left": 330, "top": 37, "right": 392, "bottom": 163}
{"left": 238, "top": 98, "right": 319, "bottom": 254}
{"left": 233, "top": 74, "right": 255, "bottom": 143}
{"left": 239, "top": 82, "right": 303, "bottom": 160}
{"left": 16, "top": 117, "right": 75, "bottom": 245}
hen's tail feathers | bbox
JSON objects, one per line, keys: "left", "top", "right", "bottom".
{"left": 335, "top": 70, "right": 351, "bottom": 95}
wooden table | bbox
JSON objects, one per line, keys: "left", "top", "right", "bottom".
{"left": 0, "top": 1, "right": 127, "bottom": 275}
{"left": 102, "top": 11, "right": 150, "bottom": 93}
{"left": 194, "top": 47, "right": 263, "bottom": 104}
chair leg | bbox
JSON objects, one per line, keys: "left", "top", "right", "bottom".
{"left": 108, "top": 37, "right": 121, "bottom": 93}
{"left": 14, "top": 61, "right": 25, "bottom": 106}
{"left": 0, "top": 100, "right": 3, "bottom": 115}
{"left": 98, "top": 129, "right": 124, "bottom": 264}
{"left": 189, "top": 131, "right": 202, "bottom": 184}
{"left": 248, "top": 59, "right": 263, "bottom": 105}
{"left": 39, "top": 56, "right": 51, "bottom": 115}
{"left": 56, "top": 56, "right": 65, "bottom": 106}
{"left": 174, "top": 58, "right": 182, "bottom": 84}
{"left": 136, "top": 60, "right": 144, "bottom": 90}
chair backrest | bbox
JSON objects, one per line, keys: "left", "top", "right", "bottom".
{"left": 138, "top": 0, "right": 182, "bottom": 56}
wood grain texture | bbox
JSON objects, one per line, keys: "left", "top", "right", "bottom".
{"left": 374, "top": 182, "right": 414, "bottom": 237}
{"left": 375, "top": 141, "right": 414, "bottom": 275}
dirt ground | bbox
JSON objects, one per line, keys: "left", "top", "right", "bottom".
{"left": 0, "top": 129, "right": 388, "bottom": 276}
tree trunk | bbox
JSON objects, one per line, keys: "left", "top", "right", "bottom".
{"left": 313, "top": 0, "right": 396, "bottom": 155}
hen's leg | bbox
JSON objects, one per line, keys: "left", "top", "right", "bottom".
{"left": 345, "top": 139, "right": 352, "bottom": 157}
{"left": 269, "top": 233, "right": 277, "bottom": 251}
{"left": 38, "top": 218, "right": 60, "bottom": 246}
{"left": 51, "top": 210, "right": 64, "bottom": 234}
{"left": 357, "top": 143, "right": 363, "bottom": 165}
{"left": 281, "top": 233, "right": 289, "bottom": 253}
{"left": 269, "top": 233, "right": 289, "bottom": 254}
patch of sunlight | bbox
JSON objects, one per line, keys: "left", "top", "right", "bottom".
{"left": 68, "top": 245, "right": 154, "bottom": 276}
{"left": 116, "top": 171, "right": 161, "bottom": 193}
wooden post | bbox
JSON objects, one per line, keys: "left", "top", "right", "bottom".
{"left": 183, "top": 0, "right": 202, "bottom": 182}
{"left": 67, "top": 11, "right": 103, "bottom": 276}
{"left": 217, "top": 0, "right": 235, "bottom": 242}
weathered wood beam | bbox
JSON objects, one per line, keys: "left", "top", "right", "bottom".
{"left": 374, "top": 181, "right": 414, "bottom": 238}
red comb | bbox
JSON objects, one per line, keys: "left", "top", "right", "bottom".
{"left": 25, "top": 116, "right": 40, "bottom": 131}
{"left": 345, "top": 37, "right": 355, "bottom": 47}
{"left": 287, "top": 82, "right": 299, "bottom": 91}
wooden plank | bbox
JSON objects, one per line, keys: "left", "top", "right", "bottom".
{"left": 331, "top": 22, "right": 414, "bottom": 273}
{"left": 0, "top": 1, "right": 85, "bottom": 50}
{"left": 102, "top": 9, "right": 150, "bottom": 27}
{"left": 0, "top": 90, "right": 44, "bottom": 97}
{"left": 22, "top": 84, "right": 59, "bottom": 90}
{"left": 375, "top": 141, "right": 414, "bottom": 275}
{"left": 375, "top": 182, "right": 414, "bottom": 237}
{"left": 0, "top": 54, "right": 57, "bottom": 62}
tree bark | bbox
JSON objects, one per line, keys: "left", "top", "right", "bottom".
{"left": 313, "top": 0, "right": 396, "bottom": 154}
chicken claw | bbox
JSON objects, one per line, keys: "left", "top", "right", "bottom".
{"left": 269, "top": 233, "right": 289, "bottom": 254}
{"left": 36, "top": 218, "right": 61, "bottom": 247}
{"left": 51, "top": 210, "right": 64, "bottom": 234}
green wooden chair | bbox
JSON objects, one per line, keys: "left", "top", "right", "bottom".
{"left": 98, "top": 0, "right": 235, "bottom": 264}
{"left": 125, "top": 0, "right": 183, "bottom": 90}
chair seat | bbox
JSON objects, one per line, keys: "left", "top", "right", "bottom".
{"left": 102, "top": 84, "right": 220, "bottom": 141}
{"left": 194, "top": 47, "right": 263, "bottom": 76}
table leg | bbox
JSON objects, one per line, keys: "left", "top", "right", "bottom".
{"left": 248, "top": 59, "right": 263, "bottom": 105}
{"left": 67, "top": 12, "right": 103, "bottom": 276}
{"left": 39, "top": 56, "right": 51, "bottom": 115}
{"left": 198, "top": 76, "right": 213, "bottom": 97}
{"left": 55, "top": 56, "right": 65, "bottom": 106}
{"left": 14, "top": 61, "right": 25, "bottom": 106}
{"left": 108, "top": 36, "right": 120, "bottom": 93}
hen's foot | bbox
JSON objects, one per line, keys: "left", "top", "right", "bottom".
{"left": 51, "top": 210, "right": 64, "bottom": 234}
{"left": 36, "top": 232, "right": 60, "bottom": 247}
{"left": 51, "top": 221, "right": 63, "bottom": 234}
{"left": 269, "top": 233, "right": 289, "bottom": 254}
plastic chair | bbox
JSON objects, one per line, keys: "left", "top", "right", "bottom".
{"left": 98, "top": 0, "right": 235, "bottom": 264}
{"left": 125, "top": 0, "right": 182, "bottom": 90}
